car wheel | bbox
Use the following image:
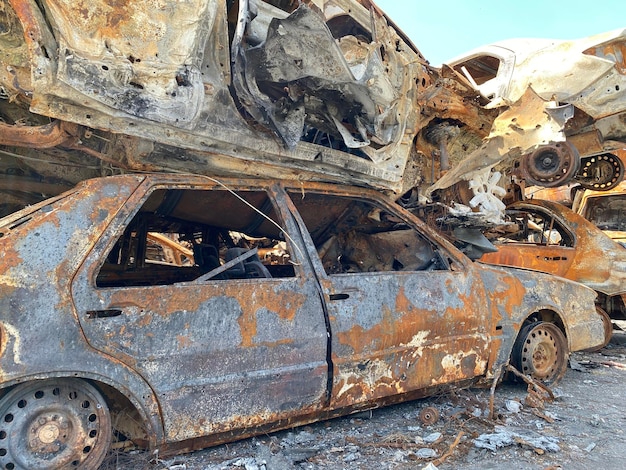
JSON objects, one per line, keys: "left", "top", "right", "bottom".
{"left": 511, "top": 321, "right": 568, "bottom": 384}
{"left": 521, "top": 141, "right": 580, "bottom": 187}
{"left": 0, "top": 378, "right": 111, "bottom": 470}
{"left": 576, "top": 153, "right": 624, "bottom": 191}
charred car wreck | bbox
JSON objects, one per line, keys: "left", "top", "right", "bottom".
{"left": 479, "top": 199, "right": 626, "bottom": 347}
{"left": 1, "top": 0, "right": 625, "bottom": 223}
{"left": 0, "top": 174, "right": 607, "bottom": 468}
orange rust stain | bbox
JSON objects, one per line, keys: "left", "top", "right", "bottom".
{"left": 237, "top": 305, "right": 257, "bottom": 348}
{"left": 487, "top": 274, "right": 525, "bottom": 316}
{"left": 0, "top": 248, "right": 23, "bottom": 271}
{"left": 482, "top": 246, "right": 572, "bottom": 278}
{"left": 394, "top": 286, "right": 413, "bottom": 313}
{"left": 231, "top": 286, "right": 306, "bottom": 322}
{"left": 257, "top": 338, "right": 294, "bottom": 348}
{"left": 336, "top": 285, "right": 475, "bottom": 356}
{"left": 137, "top": 314, "right": 152, "bottom": 328}
{"left": 331, "top": 282, "right": 492, "bottom": 406}
{"left": 176, "top": 334, "right": 192, "bottom": 349}
{"left": 227, "top": 285, "right": 305, "bottom": 347}
{"left": 588, "top": 43, "right": 626, "bottom": 74}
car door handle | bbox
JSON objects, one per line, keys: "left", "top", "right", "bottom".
{"left": 86, "top": 309, "right": 123, "bottom": 319}
{"left": 537, "top": 256, "right": 568, "bottom": 261}
{"left": 329, "top": 293, "right": 350, "bottom": 301}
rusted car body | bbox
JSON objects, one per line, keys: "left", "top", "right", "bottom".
{"left": 573, "top": 180, "right": 626, "bottom": 247}
{"left": 480, "top": 199, "right": 626, "bottom": 340}
{"left": 0, "top": 174, "right": 605, "bottom": 468}
{"left": 3, "top": 0, "right": 623, "bottom": 225}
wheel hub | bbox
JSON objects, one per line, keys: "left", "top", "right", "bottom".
{"left": 29, "top": 414, "right": 71, "bottom": 453}
{"left": 512, "top": 321, "right": 568, "bottom": 385}
{"left": 520, "top": 142, "right": 580, "bottom": 187}
{"left": 0, "top": 379, "right": 111, "bottom": 470}
{"left": 530, "top": 342, "right": 553, "bottom": 374}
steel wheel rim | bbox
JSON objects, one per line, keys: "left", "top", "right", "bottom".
{"left": 0, "top": 379, "right": 111, "bottom": 470}
{"left": 519, "top": 323, "right": 567, "bottom": 383}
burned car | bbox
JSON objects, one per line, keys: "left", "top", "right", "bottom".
{"left": 0, "top": 174, "right": 605, "bottom": 468}
{"left": 480, "top": 199, "right": 626, "bottom": 345}
{"left": 573, "top": 180, "right": 626, "bottom": 247}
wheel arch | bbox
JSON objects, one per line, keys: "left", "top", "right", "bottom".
{"left": 509, "top": 310, "right": 570, "bottom": 384}
{"left": 516, "top": 307, "right": 571, "bottom": 355}
{"left": 520, "top": 308, "right": 567, "bottom": 336}
{"left": 0, "top": 370, "right": 164, "bottom": 450}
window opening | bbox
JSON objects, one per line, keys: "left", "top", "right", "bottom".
{"left": 96, "top": 188, "right": 295, "bottom": 287}
{"left": 287, "top": 191, "right": 449, "bottom": 274}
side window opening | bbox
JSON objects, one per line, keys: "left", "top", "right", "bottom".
{"left": 491, "top": 209, "right": 574, "bottom": 247}
{"left": 287, "top": 191, "right": 449, "bottom": 275}
{"left": 96, "top": 188, "right": 295, "bottom": 287}
{"left": 583, "top": 195, "right": 626, "bottom": 231}
{"left": 453, "top": 55, "right": 501, "bottom": 86}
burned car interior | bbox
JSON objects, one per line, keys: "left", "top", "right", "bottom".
{"left": 97, "top": 187, "right": 296, "bottom": 287}
{"left": 288, "top": 190, "right": 450, "bottom": 274}
{"left": 96, "top": 184, "right": 451, "bottom": 288}
{"left": 582, "top": 194, "right": 626, "bottom": 232}
{"left": 488, "top": 208, "right": 574, "bottom": 247}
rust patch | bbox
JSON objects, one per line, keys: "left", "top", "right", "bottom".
{"left": 488, "top": 273, "right": 525, "bottom": 315}
{"left": 176, "top": 334, "right": 192, "bottom": 349}
{"left": 0, "top": 248, "right": 23, "bottom": 274}
{"left": 586, "top": 41, "right": 626, "bottom": 74}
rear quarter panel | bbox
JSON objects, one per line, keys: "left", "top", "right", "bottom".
{"left": 476, "top": 263, "right": 603, "bottom": 372}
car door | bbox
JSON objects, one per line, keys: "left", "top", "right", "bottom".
{"left": 285, "top": 189, "right": 491, "bottom": 409}
{"left": 481, "top": 203, "right": 576, "bottom": 277}
{"left": 72, "top": 180, "right": 329, "bottom": 443}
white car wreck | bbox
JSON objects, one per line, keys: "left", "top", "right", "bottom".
{"left": 0, "top": 1, "right": 624, "bottom": 225}
{"left": 443, "top": 28, "right": 626, "bottom": 192}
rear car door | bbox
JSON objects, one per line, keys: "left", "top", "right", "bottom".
{"left": 481, "top": 204, "right": 576, "bottom": 277}
{"left": 72, "top": 180, "right": 329, "bottom": 443}
{"left": 286, "top": 189, "right": 491, "bottom": 408}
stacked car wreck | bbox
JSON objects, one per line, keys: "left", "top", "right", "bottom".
{"left": 3, "top": 0, "right": 625, "bottom": 219}
{"left": 0, "top": 0, "right": 622, "bottom": 468}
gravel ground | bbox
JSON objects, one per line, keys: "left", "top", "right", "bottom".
{"left": 102, "top": 329, "right": 626, "bottom": 470}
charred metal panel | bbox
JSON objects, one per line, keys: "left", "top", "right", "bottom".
{"left": 481, "top": 244, "right": 575, "bottom": 278}
{"left": 0, "top": 175, "right": 165, "bottom": 445}
{"left": 283, "top": 187, "right": 493, "bottom": 406}
{"left": 44, "top": 0, "right": 214, "bottom": 124}
{"left": 475, "top": 263, "right": 602, "bottom": 368}
{"left": 324, "top": 273, "right": 490, "bottom": 408}
{"left": 2, "top": 0, "right": 430, "bottom": 196}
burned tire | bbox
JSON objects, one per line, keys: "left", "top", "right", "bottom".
{"left": 0, "top": 378, "right": 111, "bottom": 470}
{"left": 511, "top": 321, "right": 568, "bottom": 385}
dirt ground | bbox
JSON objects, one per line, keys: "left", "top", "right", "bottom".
{"left": 103, "top": 328, "right": 626, "bottom": 470}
